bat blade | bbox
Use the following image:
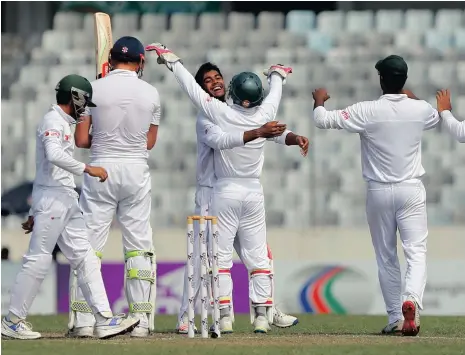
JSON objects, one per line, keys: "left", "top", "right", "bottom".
{"left": 94, "top": 12, "right": 113, "bottom": 79}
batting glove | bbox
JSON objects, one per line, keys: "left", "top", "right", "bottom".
{"left": 263, "top": 64, "right": 293, "bottom": 85}
{"left": 145, "top": 43, "right": 182, "bottom": 71}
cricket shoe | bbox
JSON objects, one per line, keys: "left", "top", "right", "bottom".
{"left": 272, "top": 307, "right": 299, "bottom": 328}
{"left": 220, "top": 316, "right": 233, "bottom": 334}
{"left": 130, "top": 326, "right": 149, "bottom": 338}
{"left": 381, "top": 320, "right": 403, "bottom": 335}
{"left": 253, "top": 315, "right": 271, "bottom": 334}
{"left": 66, "top": 326, "right": 94, "bottom": 338}
{"left": 1, "top": 318, "right": 41, "bottom": 340}
{"left": 95, "top": 315, "right": 140, "bottom": 339}
{"left": 402, "top": 296, "right": 420, "bottom": 336}
{"left": 176, "top": 312, "right": 198, "bottom": 334}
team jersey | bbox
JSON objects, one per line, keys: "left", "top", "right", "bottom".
{"left": 89, "top": 69, "right": 161, "bottom": 163}
{"left": 33, "top": 105, "right": 85, "bottom": 190}
{"left": 313, "top": 94, "right": 440, "bottom": 183}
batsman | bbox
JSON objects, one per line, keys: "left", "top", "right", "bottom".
{"left": 69, "top": 36, "right": 160, "bottom": 338}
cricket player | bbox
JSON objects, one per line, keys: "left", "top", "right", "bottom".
{"left": 70, "top": 37, "right": 160, "bottom": 338}
{"left": 176, "top": 62, "right": 302, "bottom": 334}
{"left": 436, "top": 89, "right": 465, "bottom": 142}
{"left": 1, "top": 75, "right": 139, "bottom": 340}
{"left": 311, "top": 55, "right": 440, "bottom": 336}
{"left": 147, "top": 43, "right": 308, "bottom": 333}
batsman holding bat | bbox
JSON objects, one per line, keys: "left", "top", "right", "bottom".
{"left": 311, "top": 55, "right": 440, "bottom": 336}
{"left": 1, "top": 75, "right": 139, "bottom": 340}
{"left": 176, "top": 62, "right": 303, "bottom": 334}
{"left": 69, "top": 36, "right": 160, "bottom": 338}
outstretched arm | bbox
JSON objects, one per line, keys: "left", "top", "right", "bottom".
{"left": 437, "top": 89, "right": 465, "bottom": 142}
{"left": 268, "top": 130, "right": 309, "bottom": 156}
{"left": 312, "top": 88, "right": 366, "bottom": 133}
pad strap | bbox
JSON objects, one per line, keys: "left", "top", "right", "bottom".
{"left": 129, "top": 302, "right": 153, "bottom": 313}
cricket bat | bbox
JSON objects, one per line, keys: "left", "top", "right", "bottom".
{"left": 94, "top": 12, "right": 113, "bottom": 79}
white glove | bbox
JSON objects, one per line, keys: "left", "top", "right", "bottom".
{"left": 145, "top": 43, "right": 182, "bottom": 71}
{"left": 263, "top": 64, "right": 293, "bottom": 85}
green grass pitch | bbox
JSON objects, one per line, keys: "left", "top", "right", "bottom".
{"left": 2, "top": 314, "right": 465, "bottom": 355}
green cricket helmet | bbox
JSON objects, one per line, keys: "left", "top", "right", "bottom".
{"left": 228, "top": 72, "right": 264, "bottom": 108}
{"left": 55, "top": 74, "right": 96, "bottom": 119}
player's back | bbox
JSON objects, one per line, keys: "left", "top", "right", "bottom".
{"left": 360, "top": 95, "right": 438, "bottom": 183}
{"left": 89, "top": 70, "right": 160, "bottom": 163}
{"left": 213, "top": 104, "right": 269, "bottom": 180}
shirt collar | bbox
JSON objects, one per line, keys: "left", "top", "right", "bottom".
{"left": 379, "top": 94, "right": 408, "bottom": 101}
{"left": 51, "top": 104, "right": 75, "bottom": 124}
{"left": 107, "top": 69, "right": 138, "bottom": 78}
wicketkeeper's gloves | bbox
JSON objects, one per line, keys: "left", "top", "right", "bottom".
{"left": 263, "top": 64, "right": 293, "bottom": 85}
{"left": 145, "top": 43, "right": 182, "bottom": 71}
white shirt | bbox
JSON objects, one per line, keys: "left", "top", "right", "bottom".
{"left": 34, "top": 105, "right": 85, "bottom": 190}
{"left": 173, "top": 62, "right": 288, "bottom": 185}
{"left": 89, "top": 69, "right": 161, "bottom": 163}
{"left": 440, "top": 110, "right": 465, "bottom": 143}
{"left": 313, "top": 94, "right": 440, "bottom": 183}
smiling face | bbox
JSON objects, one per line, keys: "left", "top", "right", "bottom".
{"left": 202, "top": 70, "right": 225, "bottom": 101}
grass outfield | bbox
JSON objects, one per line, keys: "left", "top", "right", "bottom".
{"left": 2, "top": 314, "right": 465, "bottom": 355}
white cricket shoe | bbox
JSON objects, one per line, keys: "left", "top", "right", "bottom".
{"left": 130, "top": 326, "right": 149, "bottom": 338}
{"left": 220, "top": 316, "right": 233, "bottom": 334}
{"left": 381, "top": 319, "right": 403, "bottom": 335}
{"left": 272, "top": 307, "right": 299, "bottom": 328}
{"left": 176, "top": 312, "right": 197, "bottom": 334}
{"left": 253, "top": 315, "right": 271, "bottom": 334}
{"left": 1, "top": 318, "right": 41, "bottom": 340}
{"left": 402, "top": 296, "right": 420, "bottom": 336}
{"left": 67, "top": 326, "right": 94, "bottom": 338}
{"left": 95, "top": 315, "right": 140, "bottom": 339}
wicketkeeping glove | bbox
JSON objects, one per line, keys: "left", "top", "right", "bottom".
{"left": 263, "top": 64, "right": 293, "bottom": 85}
{"left": 145, "top": 43, "right": 182, "bottom": 71}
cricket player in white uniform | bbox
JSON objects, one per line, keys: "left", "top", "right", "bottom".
{"left": 436, "top": 89, "right": 465, "bottom": 142}
{"left": 1, "top": 75, "right": 140, "bottom": 340}
{"left": 70, "top": 37, "right": 160, "bottom": 338}
{"left": 311, "top": 55, "right": 440, "bottom": 336}
{"left": 175, "top": 62, "right": 301, "bottom": 334}
{"left": 147, "top": 43, "right": 308, "bottom": 333}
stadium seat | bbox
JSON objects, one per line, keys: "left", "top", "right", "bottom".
{"left": 170, "top": 13, "right": 197, "bottom": 32}
{"left": 53, "top": 12, "right": 82, "bottom": 31}
{"left": 198, "top": 13, "right": 226, "bottom": 32}
{"left": 286, "top": 10, "right": 316, "bottom": 34}
{"left": 346, "top": 11, "right": 374, "bottom": 33}
{"left": 404, "top": 9, "right": 434, "bottom": 32}
{"left": 428, "top": 62, "right": 456, "bottom": 88}
{"left": 276, "top": 31, "right": 306, "bottom": 49}
{"left": 375, "top": 10, "right": 404, "bottom": 33}
{"left": 316, "top": 11, "right": 345, "bottom": 34}
{"left": 307, "top": 32, "right": 333, "bottom": 54}
{"left": 141, "top": 13, "right": 168, "bottom": 32}
{"left": 435, "top": 9, "right": 463, "bottom": 33}
{"left": 257, "top": 11, "right": 285, "bottom": 31}
{"left": 112, "top": 13, "right": 140, "bottom": 33}
{"left": 228, "top": 12, "right": 255, "bottom": 32}
{"left": 42, "top": 31, "right": 72, "bottom": 54}
{"left": 425, "top": 30, "right": 453, "bottom": 54}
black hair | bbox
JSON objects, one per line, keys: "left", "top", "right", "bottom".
{"left": 380, "top": 75, "right": 407, "bottom": 94}
{"left": 194, "top": 62, "right": 223, "bottom": 90}
{"left": 56, "top": 91, "right": 71, "bottom": 105}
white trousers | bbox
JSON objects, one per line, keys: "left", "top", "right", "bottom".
{"left": 8, "top": 187, "right": 111, "bottom": 319}
{"left": 366, "top": 179, "right": 428, "bottom": 324}
{"left": 212, "top": 179, "right": 271, "bottom": 307}
{"left": 75, "top": 161, "right": 153, "bottom": 328}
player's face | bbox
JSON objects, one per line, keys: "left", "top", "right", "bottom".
{"left": 203, "top": 70, "right": 225, "bottom": 99}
